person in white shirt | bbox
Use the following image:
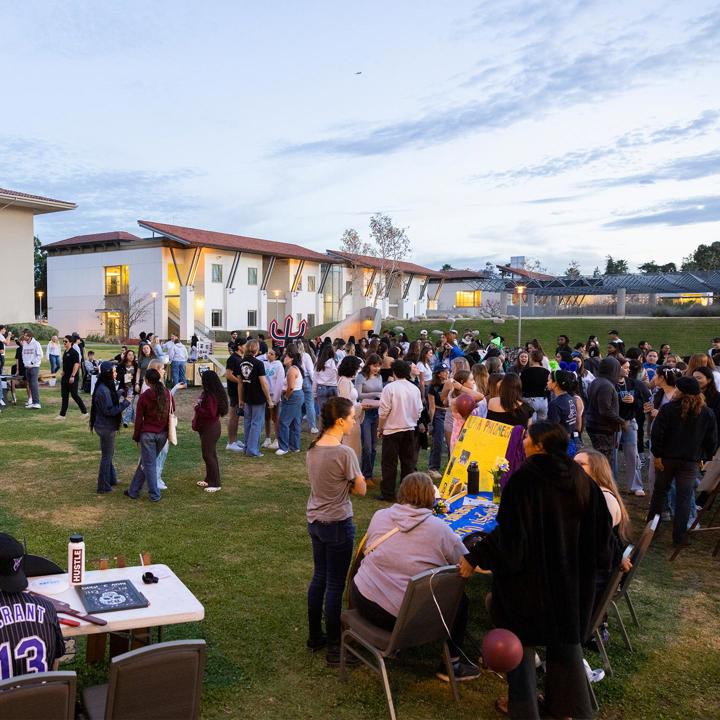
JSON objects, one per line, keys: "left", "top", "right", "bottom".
{"left": 298, "top": 340, "right": 318, "bottom": 433}
{"left": 46, "top": 335, "right": 62, "bottom": 374}
{"left": 377, "top": 360, "right": 423, "bottom": 501}
{"left": 262, "top": 347, "right": 284, "bottom": 449}
{"left": 169, "top": 337, "right": 188, "bottom": 385}
{"left": 21, "top": 329, "right": 44, "bottom": 408}
{"left": 313, "top": 343, "right": 339, "bottom": 426}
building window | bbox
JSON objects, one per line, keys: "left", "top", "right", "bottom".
{"left": 296, "top": 313, "right": 303, "bottom": 324}
{"left": 345, "top": 280, "right": 353, "bottom": 295}
{"left": 308, "top": 313, "right": 315, "bottom": 326}
{"left": 247, "top": 309, "right": 257, "bottom": 327}
{"left": 211, "top": 264, "right": 223, "bottom": 283}
{"left": 104, "top": 311, "right": 122, "bottom": 336}
{"left": 104, "top": 266, "right": 128, "bottom": 296}
{"left": 307, "top": 276, "right": 316, "bottom": 292}
{"left": 296, "top": 277, "right": 302, "bottom": 291}
{"left": 211, "top": 309, "right": 223, "bottom": 327}
{"left": 248, "top": 267, "right": 258, "bottom": 285}
{"left": 455, "top": 290, "right": 482, "bottom": 308}
{"left": 427, "top": 300, "right": 438, "bottom": 311}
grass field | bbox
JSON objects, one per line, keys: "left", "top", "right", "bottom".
{"left": 1, "top": 322, "right": 719, "bottom": 718}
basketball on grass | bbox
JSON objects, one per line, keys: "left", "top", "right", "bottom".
{"left": 454, "top": 393, "right": 476, "bottom": 418}
{"left": 482, "top": 628, "right": 523, "bottom": 673}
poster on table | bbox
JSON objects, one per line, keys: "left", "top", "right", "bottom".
{"left": 439, "top": 416, "right": 513, "bottom": 499}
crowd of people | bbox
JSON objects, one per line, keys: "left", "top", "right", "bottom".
{"left": 3, "top": 320, "right": 720, "bottom": 717}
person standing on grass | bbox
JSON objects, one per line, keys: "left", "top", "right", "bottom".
{"left": 46, "top": 335, "right": 61, "bottom": 374}
{"left": 305, "top": 396, "right": 366, "bottom": 666}
{"left": 224, "top": 341, "right": 245, "bottom": 452}
{"left": 377, "top": 360, "right": 423, "bottom": 502}
{"left": 238, "top": 340, "right": 274, "bottom": 458}
{"left": 262, "top": 346, "right": 284, "bottom": 450}
{"left": 126, "top": 368, "right": 174, "bottom": 503}
{"left": 90, "top": 361, "right": 130, "bottom": 494}
{"left": 21, "top": 329, "right": 43, "bottom": 409}
{"left": 193, "top": 369, "right": 228, "bottom": 493}
{"left": 356, "top": 353, "right": 383, "bottom": 482}
{"left": 118, "top": 349, "right": 139, "bottom": 427}
{"left": 336, "top": 355, "right": 364, "bottom": 463}
{"left": 586, "top": 356, "right": 625, "bottom": 462}
{"left": 276, "top": 344, "right": 305, "bottom": 456}
{"left": 170, "top": 336, "right": 188, "bottom": 386}
{"left": 313, "top": 343, "right": 338, "bottom": 426}
{"left": 55, "top": 335, "right": 87, "bottom": 420}
{"left": 0, "top": 325, "right": 6, "bottom": 408}
{"left": 297, "top": 340, "right": 318, "bottom": 434}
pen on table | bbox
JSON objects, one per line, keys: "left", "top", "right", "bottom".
{"left": 59, "top": 617, "right": 81, "bottom": 627}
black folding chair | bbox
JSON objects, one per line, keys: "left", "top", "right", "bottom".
{"left": 0, "top": 671, "right": 76, "bottom": 720}
{"left": 340, "top": 566, "right": 466, "bottom": 720}
{"left": 671, "top": 483, "right": 720, "bottom": 560}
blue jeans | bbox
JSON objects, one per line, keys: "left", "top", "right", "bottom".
{"left": 171, "top": 360, "right": 186, "bottom": 385}
{"left": 96, "top": 427, "right": 118, "bottom": 492}
{"left": 360, "top": 408, "right": 379, "bottom": 478}
{"left": 122, "top": 395, "right": 135, "bottom": 425}
{"left": 156, "top": 441, "right": 169, "bottom": 482}
{"left": 243, "top": 403, "right": 266, "bottom": 456}
{"left": 316, "top": 385, "right": 337, "bottom": 426}
{"left": 129, "top": 431, "right": 167, "bottom": 501}
{"left": 49, "top": 355, "right": 61, "bottom": 373}
{"left": 307, "top": 518, "right": 355, "bottom": 646}
{"left": 613, "top": 419, "right": 643, "bottom": 492}
{"left": 649, "top": 459, "right": 698, "bottom": 545}
{"left": 302, "top": 375, "right": 317, "bottom": 429}
{"left": 278, "top": 391, "right": 303, "bottom": 451}
{"left": 524, "top": 396, "right": 548, "bottom": 422}
{"left": 429, "top": 409, "right": 447, "bottom": 472}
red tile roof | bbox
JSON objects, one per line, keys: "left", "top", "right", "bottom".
{"left": 326, "top": 250, "right": 444, "bottom": 278}
{"left": 138, "top": 220, "right": 331, "bottom": 263}
{"left": 496, "top": 264, "right": 555, "bottom": 281}
{"left": 440, "top": 269, "right": 492, "bottom": 280}
{"left": 44, "top": 231, "right": 142, "bottom": 249}
{"left": 0, "top": 187, "right": 75, "bottom": 212}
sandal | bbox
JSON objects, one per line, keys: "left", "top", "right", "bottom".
{"left": 197, "top": 481, "right": 209, "bottom": 487}
{"left": 205, "top": 486, "right": 222, "bottom": 493}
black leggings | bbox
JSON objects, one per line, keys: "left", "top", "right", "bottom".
{"left": 350, "top": 580, "right": 469, "bottom": 657}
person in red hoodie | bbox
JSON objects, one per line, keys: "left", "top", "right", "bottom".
{"left": 126, "top": 368, "right": 174, "bottom": 502}
{"left": 193, "top": 370, "right": 229, "bottom": 493}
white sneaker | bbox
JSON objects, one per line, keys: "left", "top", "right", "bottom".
{"left": 157, "top": 479, "right": 168, "bottom": 490}
{"left": 0, "top": 399, "right": 6, "bottom": 406}
{"left": 276, "top": 449, "right": 288, "bottom": 456}
{"left": 54, "top": 415, "right": 66, "bottom": 421}
{"left": 262, "top": 437, "right": 272, "bottom": 448}
{"left": 633, "top": 489, "right": 646, "bottom": 497}
{"left": 268, "top": 439, "right": 279, "bottom": 450}
{"left": 25, "top": 401, "right": 33, "bottom": 407}
{"left": 226, "top": 442, "right": 244, "bottom": 452}
{"left": 310, "top": 426, "right": 319, "bottom": 434}
{"left": 30, "top": 404, "right": 41, "bottom": 409}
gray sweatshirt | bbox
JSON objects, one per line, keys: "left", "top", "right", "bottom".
{"left": 353, "top": 504, "right": 467, "bottom": 616}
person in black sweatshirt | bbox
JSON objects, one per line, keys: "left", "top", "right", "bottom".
{"left": 586, "top": 356, "right": 624, "bottom": 462}
{"left": 648, "top": 376, "right": 717, "bottom": 546}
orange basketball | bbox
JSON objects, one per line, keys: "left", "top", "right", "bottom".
{"left": 454, "top": 393, "right": 476, "bottom": 418}
{"left": 482, "top": 628, "right": 523, "bottom": 673}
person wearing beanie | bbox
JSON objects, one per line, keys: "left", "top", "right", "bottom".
{"left": 648, "top": 375, "right": 717, "bottom": 547}
{"left": 586, "top": 356, "right": 625, "bottom": 462}
{"left": 0, "top": 533, "right": 66, "bottom": 675}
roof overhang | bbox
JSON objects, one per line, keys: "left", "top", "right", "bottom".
{"left": 0, "top": 190, "right": 76, "bottom": 215}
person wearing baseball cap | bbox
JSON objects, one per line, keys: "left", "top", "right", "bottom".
{"left": 0, "top": 533, "right": 66, "bottom": 675}
{"left": 648, "top": 375, "right": 718, "bottom": 547}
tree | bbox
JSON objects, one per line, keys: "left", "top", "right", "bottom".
{"left": 525, "top": 257, "right": 547, "bottom": 273}
{"left": 34, "top": 236, "right": 47, "bottom": 295}
{"left": 441, "top": 263, "right": 454, "bottom": 271}
{"left": 368, "top": 213, "right": 411, "bottom": 307}
{"left": 638, "top": 261, "right": 677, "bottom": 273}
{"left": 564, "top": 260, "right": 581, "bottom": 278}
{"left": 681, "top": 241, "right": 720, "bottom": 271}
{"left": 110, "top": 287, "right": 154, "bottom": 339}
{"left": 592, "top": 266, "right": 602, "bottom": 278}
{"left": 483, "top": 262, "right": 498, "bottom": 276}
{"left": 605, "top": 256, "right": 629, "bottom": 275}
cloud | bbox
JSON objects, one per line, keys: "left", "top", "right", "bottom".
{"left": 279, "top": 9, "right": 720, "bottom": 158}
{"left": 604, "top": 196, "right": 720, "bottom": 228}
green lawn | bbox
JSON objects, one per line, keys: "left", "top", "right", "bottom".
{"left": 2, "top": 323, "right": 719, "bottom": 718}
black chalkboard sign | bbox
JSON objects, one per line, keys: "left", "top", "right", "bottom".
{"left": 77, "top": 580, "right": 150, "bottom": 614}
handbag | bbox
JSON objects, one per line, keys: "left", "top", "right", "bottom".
{"left": 167, "top": 392, "right": 178, "bottom": 446}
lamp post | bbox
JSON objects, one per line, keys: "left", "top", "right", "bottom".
{"left": 151, "top": 292, "right": 157, "bottom": 335}
{"left": 516, "top": 285, "right": 525, "bottom": 348}
{"left": 36, "top": 290, "right": 44, "bottom": 319}
{"left": 273, "top": 289, "right": 280, "bottom": 323}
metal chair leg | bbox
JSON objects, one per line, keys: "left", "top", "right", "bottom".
{"left": 377, "top": 656, "right": 397, "bottom": 720}
{"left": 611, "top": 601, "right": 633, "bottom": 652}
{"left": 340, "top": 632, "right": 347, "bottom": 681}
{"left": 595, "top": 629, "right": 613, "bottom": 677}
{"left": 587, "top": 674, "right": 599, "bottom": 712}
{"left": 442, "top": 641, "right": 460, "bottom": 702}
{"left": 624, "top": 590, "right": 640, "bottom": 628}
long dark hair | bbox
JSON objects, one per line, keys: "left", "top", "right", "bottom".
{"left": 528, "top": 421, "right": 569, "bottom": 458}
{"left": 693, "top": 366, "right": 719, "bottom": 405}
{"left": 284, "top": 343, "right": 304, "bottom": 377}
{"left": 144, "top": 368, "right": 167, "bottom": 417}
{"left": 315, "top": 343, "right": 336, "bottom": 371}
{"left": 498, "top": 372, "right": 523, "bottom": 411}
{"left": 361, "top": 353, "right": 382, "bottom": 379}
{"left": 338, "top": 355, "right": 362, "bottom": 378}
{"left": 309, "top": 397, "right": 354, "bottom": 449}
{"left": 201, "top": 369, "right": 229, "bottom": 417}
{"left": 90, "top": 365, "right": 120, "bottom": 433}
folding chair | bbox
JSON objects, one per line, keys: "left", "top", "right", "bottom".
{"left": 340, "top": 566, "right": 466, "bottom": 720}
{"left": 0, "top": 671, "right": 76, "bottom": 720}
{"left": 615, "top": 515, "right": 660, "bottom": 628}
{"left": 671, "top": 483, "right": 720, "bottom": 560}
{"left": 82, "top": 639, "right": 206, "bottom": 720}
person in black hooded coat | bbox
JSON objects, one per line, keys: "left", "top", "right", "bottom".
{"left": 460, "top": 421, "right": 616, "bottom": 720}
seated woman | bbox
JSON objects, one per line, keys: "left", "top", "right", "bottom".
{"left": 352, "top": 472, "right": 478, "bottom": 681}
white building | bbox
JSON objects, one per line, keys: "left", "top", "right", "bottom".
{"left": 44, "top": 221, "right": 445, "bottom": 340}
{"left": 0, "top": 187, "right": 75, "bottom": 323}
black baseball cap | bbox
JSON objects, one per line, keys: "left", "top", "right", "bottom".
{"left": 0, "top": 533, "right": 28, "bottom": 592}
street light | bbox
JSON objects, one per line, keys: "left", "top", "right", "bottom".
{"left": 151, "top": 292, "right": 158, "bottom": 335}
{"left": 516, "top": 285, "right": 525, "bottom": 348}
{"left": 273, "top": 289, "right": 280, "bottom": 323}
{"left": 36, "top": 290, "right": 44, "bottom": 319}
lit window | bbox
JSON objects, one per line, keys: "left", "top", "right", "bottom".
{"left": 104, "top": 311, "right": 122, "bottom": 336}
{"left": 212, "top": 264, "right": 223, "bottom": 283}
{"left": 248, "top": 267, "right": 258, "bottom": 285}
{"left": 211, "top": 309, "right": 223, "bottom": 327}
{"left": 104, "top": 266, "right": 128, "bottom": 296}
{"left": 247, "top": 310, "right": 257, "bottom": 326}
{"left": 455, "top": 290, "right": 482, "bottom": 307}
{"left": 307, "top": 276, "right": 316, "bottom": 292}
{"left": 427, "top": 300, "right": 438, "bottom": 311}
